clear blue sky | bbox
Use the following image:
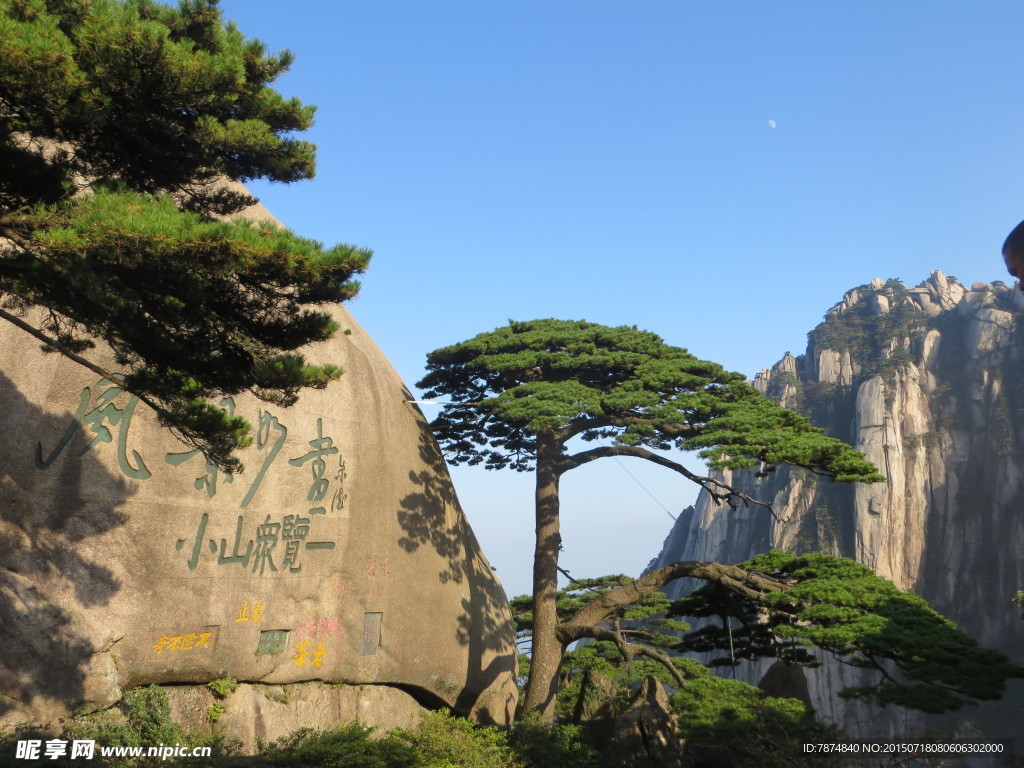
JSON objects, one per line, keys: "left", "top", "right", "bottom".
{"left": 220, "top": 1, "right": 1024, "bottom": 599}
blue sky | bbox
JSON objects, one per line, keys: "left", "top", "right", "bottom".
{"left": 219, "top": 1, "right": 1024, "bottom": 599}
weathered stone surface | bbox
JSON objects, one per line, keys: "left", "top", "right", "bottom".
{"left": 757, "top": 661, "right": 812, "bottom": 708}
{"left": 813, "top": 348, "right": 856, "bottom": 387}
{"left": 0, "top": 280, "right": 517, "bottom": 729}
{"left": 965, "top": 307, "right": 1014, "bottom": 354}
{"left": 867, "top": 293, "right": 889, "bottom": 315}
{"left": 166, "top": 682, "right": 426, "bottom": 752}
{"left": 599, "top": 677, "right": 684, "bottom": 768}
{"left": 650, "top": 273, "right": 1024, "bottom": 741}
{"left": 572, "top": 668, "right": 615, "bottom": 724}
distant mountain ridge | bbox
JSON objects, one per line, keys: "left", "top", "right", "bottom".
{"left": 650, "top": 271, "right": 1024, "bottom": 740}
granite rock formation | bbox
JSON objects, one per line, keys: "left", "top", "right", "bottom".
{"left": 0, "top": 201, "right": 518, "bottom": 740}
{"left": 650, "top": 272, "right": 1024, "bottom": 740}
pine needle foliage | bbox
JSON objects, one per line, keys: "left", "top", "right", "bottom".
{"left": 670, "top": 676, "right": 841, "bottom": 768}
{"left": 420, "top": 319, "right": 882, "bottom": 717}
{"left": 512, "top": 577, "right": 842, "bottom": 767}
{"left": 671, "top": 551, "right": 1024, "bottom": 713}
{"left": 0, "top": 0, "right": 371, "bottom": 472}
{"left": 419, "top": 319, "right": 883, "bottom": 482}
{"left": 510, "top": 575, "right": 689, "bottom": 657}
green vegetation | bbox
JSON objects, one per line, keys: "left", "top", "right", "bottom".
{"left": 0, "top": 685, "right": 237, "bottom": 767}
{"left": 260, "top": 722, "right": 422, "bottom": 768}
{"left": 68, "top": 685, "right": 230, "bottom": 761}
{"left": 506, "top": 715, "right": 604, "bottom": 768}
{"left": 671, "top": 677, "right": 840, "bottom": 768}
{"left": 0, "top": 0, "right": 371, "bottom": 472}
{"left": 258, "top": 712, "right": 606, "bottom": 768}
{"left": 671, "top": 551, "right": 1024, "bottom": 713}
{"left": 2, "top": 1, "right": 1017, "bottom": 761}
{"left": 207, "top": 677, "right": 239, "bottom": 700}
{"left": 808, "top": 281, "right": 926, "bottom": 382}
{"left": 0, "top": 700, "right": 608, "bottom": 768}
{"left": 390, "top": 709, "right": 523, "bottom": 768}
{"left": 510, "top": 575, "right": 689, "bottom": 722}
{"left": 419, "top": 318, "right": 883, "bottom": 717}
{"left": 506, "top": 552, "right": 1022, "bottom": 764}
{"left": 783, "top": 279, "right": 949, "bottom": 438}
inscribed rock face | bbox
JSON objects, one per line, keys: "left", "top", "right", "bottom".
{"left": 0, "top": 303, "right": 517, "bottom": 728}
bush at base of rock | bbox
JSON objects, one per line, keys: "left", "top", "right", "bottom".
{"left": 0, "top": 686, "right": 237, "bottom": 768}
{"left": 672, "top": 677, "right": 843, "bottom": 768}
{"left": 390, "top": 709, "right": 523, "bottom": 768}
{"left": 507, "top": 715, "right": 606, "bottom": 768}
{"left": 259, "top": 723, "right": 421, "bottom": 768}
{"left": 0, "top": 693, "right": 609, "bottom": 768}
{"left": 256, "top": 711, "right": 607, "bottom": 768}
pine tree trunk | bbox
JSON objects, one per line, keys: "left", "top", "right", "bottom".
{"left": 522, "top": 433, "right": 566, "bottom": 719}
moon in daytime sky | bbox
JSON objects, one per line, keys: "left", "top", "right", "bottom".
{"left": 768, "top": 119, "right": 777, "bottom": 129}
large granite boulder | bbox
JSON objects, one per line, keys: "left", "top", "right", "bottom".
{"left": 0, "top": 298, "right": 518, "bottom": 732}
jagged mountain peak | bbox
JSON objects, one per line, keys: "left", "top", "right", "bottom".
{"left": 653, "top": 271, "right": 1024, "bottom": 741}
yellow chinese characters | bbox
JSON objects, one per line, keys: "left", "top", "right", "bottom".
{"left": 153, "top": 631, "right": 214, "bottom": 653}
{"left": 235, "top": 599, "right": 264, "bottom": 623}
{"left": 292, "top": 639, "right": 327, "bottom": 668}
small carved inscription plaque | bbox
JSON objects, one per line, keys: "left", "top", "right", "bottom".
{"left": 257, "top": 629, "right": 289, "bottom": 656}
{"left": 359, "top": 612, "right": 383, "bottom": 656}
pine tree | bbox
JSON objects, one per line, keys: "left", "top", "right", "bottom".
{"left": 418, "top": 318, "right": 884, "bottom": 718}
{"left": 0, "top": 0, "right": 371, "bottom": 472}
{"left": 506, "top": 557, "right": 1023, "bottom": 766}
{"left": 672, "top": 551, "right": 1024, "bottom": 714}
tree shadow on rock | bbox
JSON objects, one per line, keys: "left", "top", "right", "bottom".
{"left": 395, "top": 418, "right": 516, "bottom": 724}
{"left": 0, "top": 370, "right": 135, "bottom": 722}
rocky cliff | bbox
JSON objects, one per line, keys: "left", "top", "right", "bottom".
{"left": 651, "top": 272, "right": 1024, "bottom": 740}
